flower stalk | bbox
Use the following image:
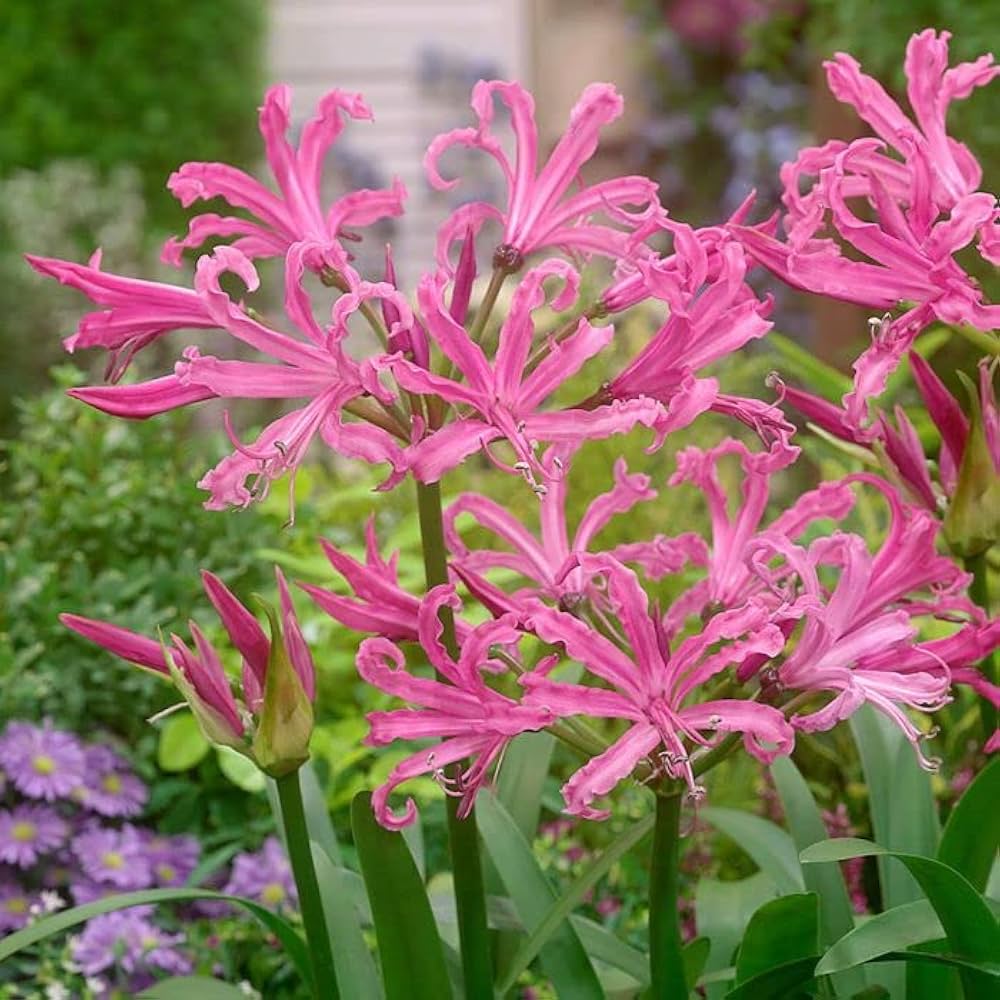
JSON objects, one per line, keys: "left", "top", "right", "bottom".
{"left": 275, "top": 768, "right": 340, "bottom": 1000}
{"left": 648, "top": 787, "right": 687, "bottom": 998}
{"left": 414, "top": 479, "right": 493, "bottom": 998}
{"left": 967, "top": 550, "right": 999, "bottom": 736}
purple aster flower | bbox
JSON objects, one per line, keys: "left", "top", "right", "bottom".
{"left": 76, "top": 746, "right": 148, "bottom": 818}
{"left": 0, "top": 805, "right": 69, "bottom": 868}
{"left": 0, "top": 721, "right": 86, "bottom": 801}
{"left": 70, "top": 911, "right": 192, "bottom": 983}
{"left": 139, "top": 831, "right": 200, "bottom": 887}
{"left": 0, "top": 877, "right": 36, "bottom": 932}
{"left": 223, "top": 836, "right": 297, "bottom": 913}
{"left": 71, "top": 824, "right": 151, "bottom": 889}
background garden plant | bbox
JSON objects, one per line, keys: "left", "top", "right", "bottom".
{"left": 1, "top": 18, "right": 998, "bottom": 1000}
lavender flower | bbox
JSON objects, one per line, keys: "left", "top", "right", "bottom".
{"left": 76, "top": 745, "right": 148, "bottom": 818}
{"left": 71, "top": 824, "right": 151, "bottom": 889}
{"left": 140, "top": 831, "right": 200, "bottom": 887}
{"left": 70, "top": 910, "right": 192, "bottom": 983}
{"left": 224, "top": 836, "right": 297, "bottom": 913}
{"left": 0, "top": 877, "right": 36, "bottom": 932}
{"left": 0, "top": 721, "right": 85, "bottom": 801}
{"left": 0, "top": 805, "right": 69, "bottom": 868}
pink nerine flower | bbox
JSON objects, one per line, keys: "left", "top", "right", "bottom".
{"left": 661, "top": 438, "right": 855, "bottom": 642}
{"left": 61, "top": 566, "right": 315, "bottom": 752}
{"left": 25, "top": 251, "right": 216, "bottom": 379}
{"left": 164, "top": 84, "right": 406, "bottom": 272}
{"left": 522, "top": 555, "right": 794, "bottom": 818}
{"left": 604, "top": 232, "right": 784, "bottom": 445}
{"left": 392, "top": 260, "right": 680, "bottom": 484}
{"left": 445, "top": 446, "right": 703, "bottom": 611}
{"left": 760, "top": 481, "right": 972, "bottom": 762}
{"left": 300, "top": 516, "right": 472, "bottom": 643}
{"left": 68, "top": 244, "right": 409, "bottom": 509}
{"left": 357, "top": 588, "right": 553, "bottom": 829}
{"left": 732, "top": 30, "right": 1000, "bottom": 432}
{"left": 425, "top": 80, "right": 660, "bottom": 270}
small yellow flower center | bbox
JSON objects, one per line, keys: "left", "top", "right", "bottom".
{"left": 156, "top": 864, "right": 176, "bottom": 882}
{"left": 261, "top": 882, "right": 286, "bottom": 905}
{"left": 101, "top": 851, "right": 125, "bottom": 870}
{"left": 31, "top": 754, "right": 55, "bottom": 775}
{"left": 11, "top": 822, "right": 36, "bottom": 843}
{"left": 4, "top": 897, "right": 27, "bottom": 914}
{"left": 140, "top": 934, "right": 159, "bottom": 950}
{"left": 101, "top": 774, "right": 124, "bottom": 794}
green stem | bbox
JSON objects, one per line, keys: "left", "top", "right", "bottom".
{"left": 951, "top": 323, "right": 1000, "bottom": 357}
{"left": 648, "top": 789, "right": 687, "bottom": 999}
{"left": 467, "top": 266, "right": 510, "bottom": 346}
{"left": 415, "top": 480, "right": 494, "bottom": 998}
{"left": 967, "top": 550, "right": 999, "bottom": 737}
{"left": 275, "top": 769, "right": 340, "bottom": 1000}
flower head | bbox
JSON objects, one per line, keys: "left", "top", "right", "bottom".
{"left": 70, "top": 910, "right": 191, "bottom": 983}
{"left": 0, "top": 720, "right": 86, "bottom": 802}
{"left": 0, "top": 805, "right": 69, "bottom": 868}
{"left": 62, "top": 567, "right": 316, "bottom": 776}
{"left": 76, "top": 745, "right": 148, "bottom": 818}
{"left": 522, "top": 555, "right": 795, "bottom": 818}
{"left": 358, "top": 588, "right": 553, "bottom": 828}
{"left": 224, "top": 836, "right": 297, "bottom": 913}
{"left": 139, "top": 831, "right": 200, "bottom": 888}
{"left": 71, "top": 823, "right": 151, "bottom": 890}
{"left": 0, "top": 878, "right": 37, "bottom": 933}
{"left": 393, "top": 260, "right": 668, "bottom": 484}
{"left": 426, "top": 80, "right": 660, "bottom": 270}
{"left": 164, "top": 84, "right": 405, "bottom": 273}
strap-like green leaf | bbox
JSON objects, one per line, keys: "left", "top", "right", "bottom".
{"left": 311, "top": 843, "right": 383, "bottom": 1000}
{"left": 350, "top": 792, "right": 452, "bottom": 1000}
{"left": 477, "top": 791, "right": 603, "bottom": 999}
{"left": 0, "top": 887, "right": 309, "bottom": 983}
{"left": 138, "top": 976, "right": 250, "bottom": 999}
{"left": 701, "top": 807, "right": 805, "bottom": 896}
{"left": 802, "top": 839, "right": 1000, "bottom": 995}
{"left": 938, "top": 757, "right": 1000, "bottom": 892}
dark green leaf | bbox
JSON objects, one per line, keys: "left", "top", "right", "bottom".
{"left": 138, "top": 976, "right": 249, "bottom": 999}
{"left": 701, "top": 807, "right": 805, "bottom": 896}
{"left": 684, "top": 936, "right": 711, "bottom": 991}
{"left": 734, "top": 893, "right": 819, "bottom": 985}
{"left": 695, "top": 874, "right": 777, "bottom": 1000}
{"left": 351, "top": 792, "right": 452, "bottom": 1000}
{"left": 477, "top": 791, "right": 603, "bottom": 999}
{"left": 496, "top": 731, "right": 555, "bottom": 841}
{"left": 723, "top": 957, "right": 818, "bottom": 1000}
{"left": 938, "top": 757, "right": 1000, "bottom": 892}
{"left": 804, "top": 840, "right": 1000, "bottom": 995}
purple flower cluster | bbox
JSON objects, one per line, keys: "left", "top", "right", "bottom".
{"left": 0, "top": 719, "right": 301, "bottom": 994}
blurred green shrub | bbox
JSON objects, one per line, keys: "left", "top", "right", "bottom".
{"left": 0, "top": 161, "right": 160, "bottom": 429}
{"left": 0, "top": 366, "right": 270, "bottom": 741}
{"left": 0, "top": 0, "right": 263, "bottom": 228}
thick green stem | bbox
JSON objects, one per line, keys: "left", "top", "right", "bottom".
{"left": 649, "top": 789, "right": 687, "bottom": 999}
{"left": 275, "top": 769, "right": 340, "bottom": 1000}
{"left": 967, "top": 550, "right": 999, "bottom": 736}
{"left": 415, "top": 480, "right": 494, "bottom": 998}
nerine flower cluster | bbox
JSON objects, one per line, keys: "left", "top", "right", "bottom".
{"left": 0, "top": 720, "right": 297, "bottom": 993}
{"left": 46, "top": 30, "right": 1000, "bottom": 829}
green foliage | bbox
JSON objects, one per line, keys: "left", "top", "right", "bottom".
{"left": 0, "top": 0, "right": 263, "bottom": 228}
{"left": 0, "top": 366, "right": 270, "bottom": 740}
